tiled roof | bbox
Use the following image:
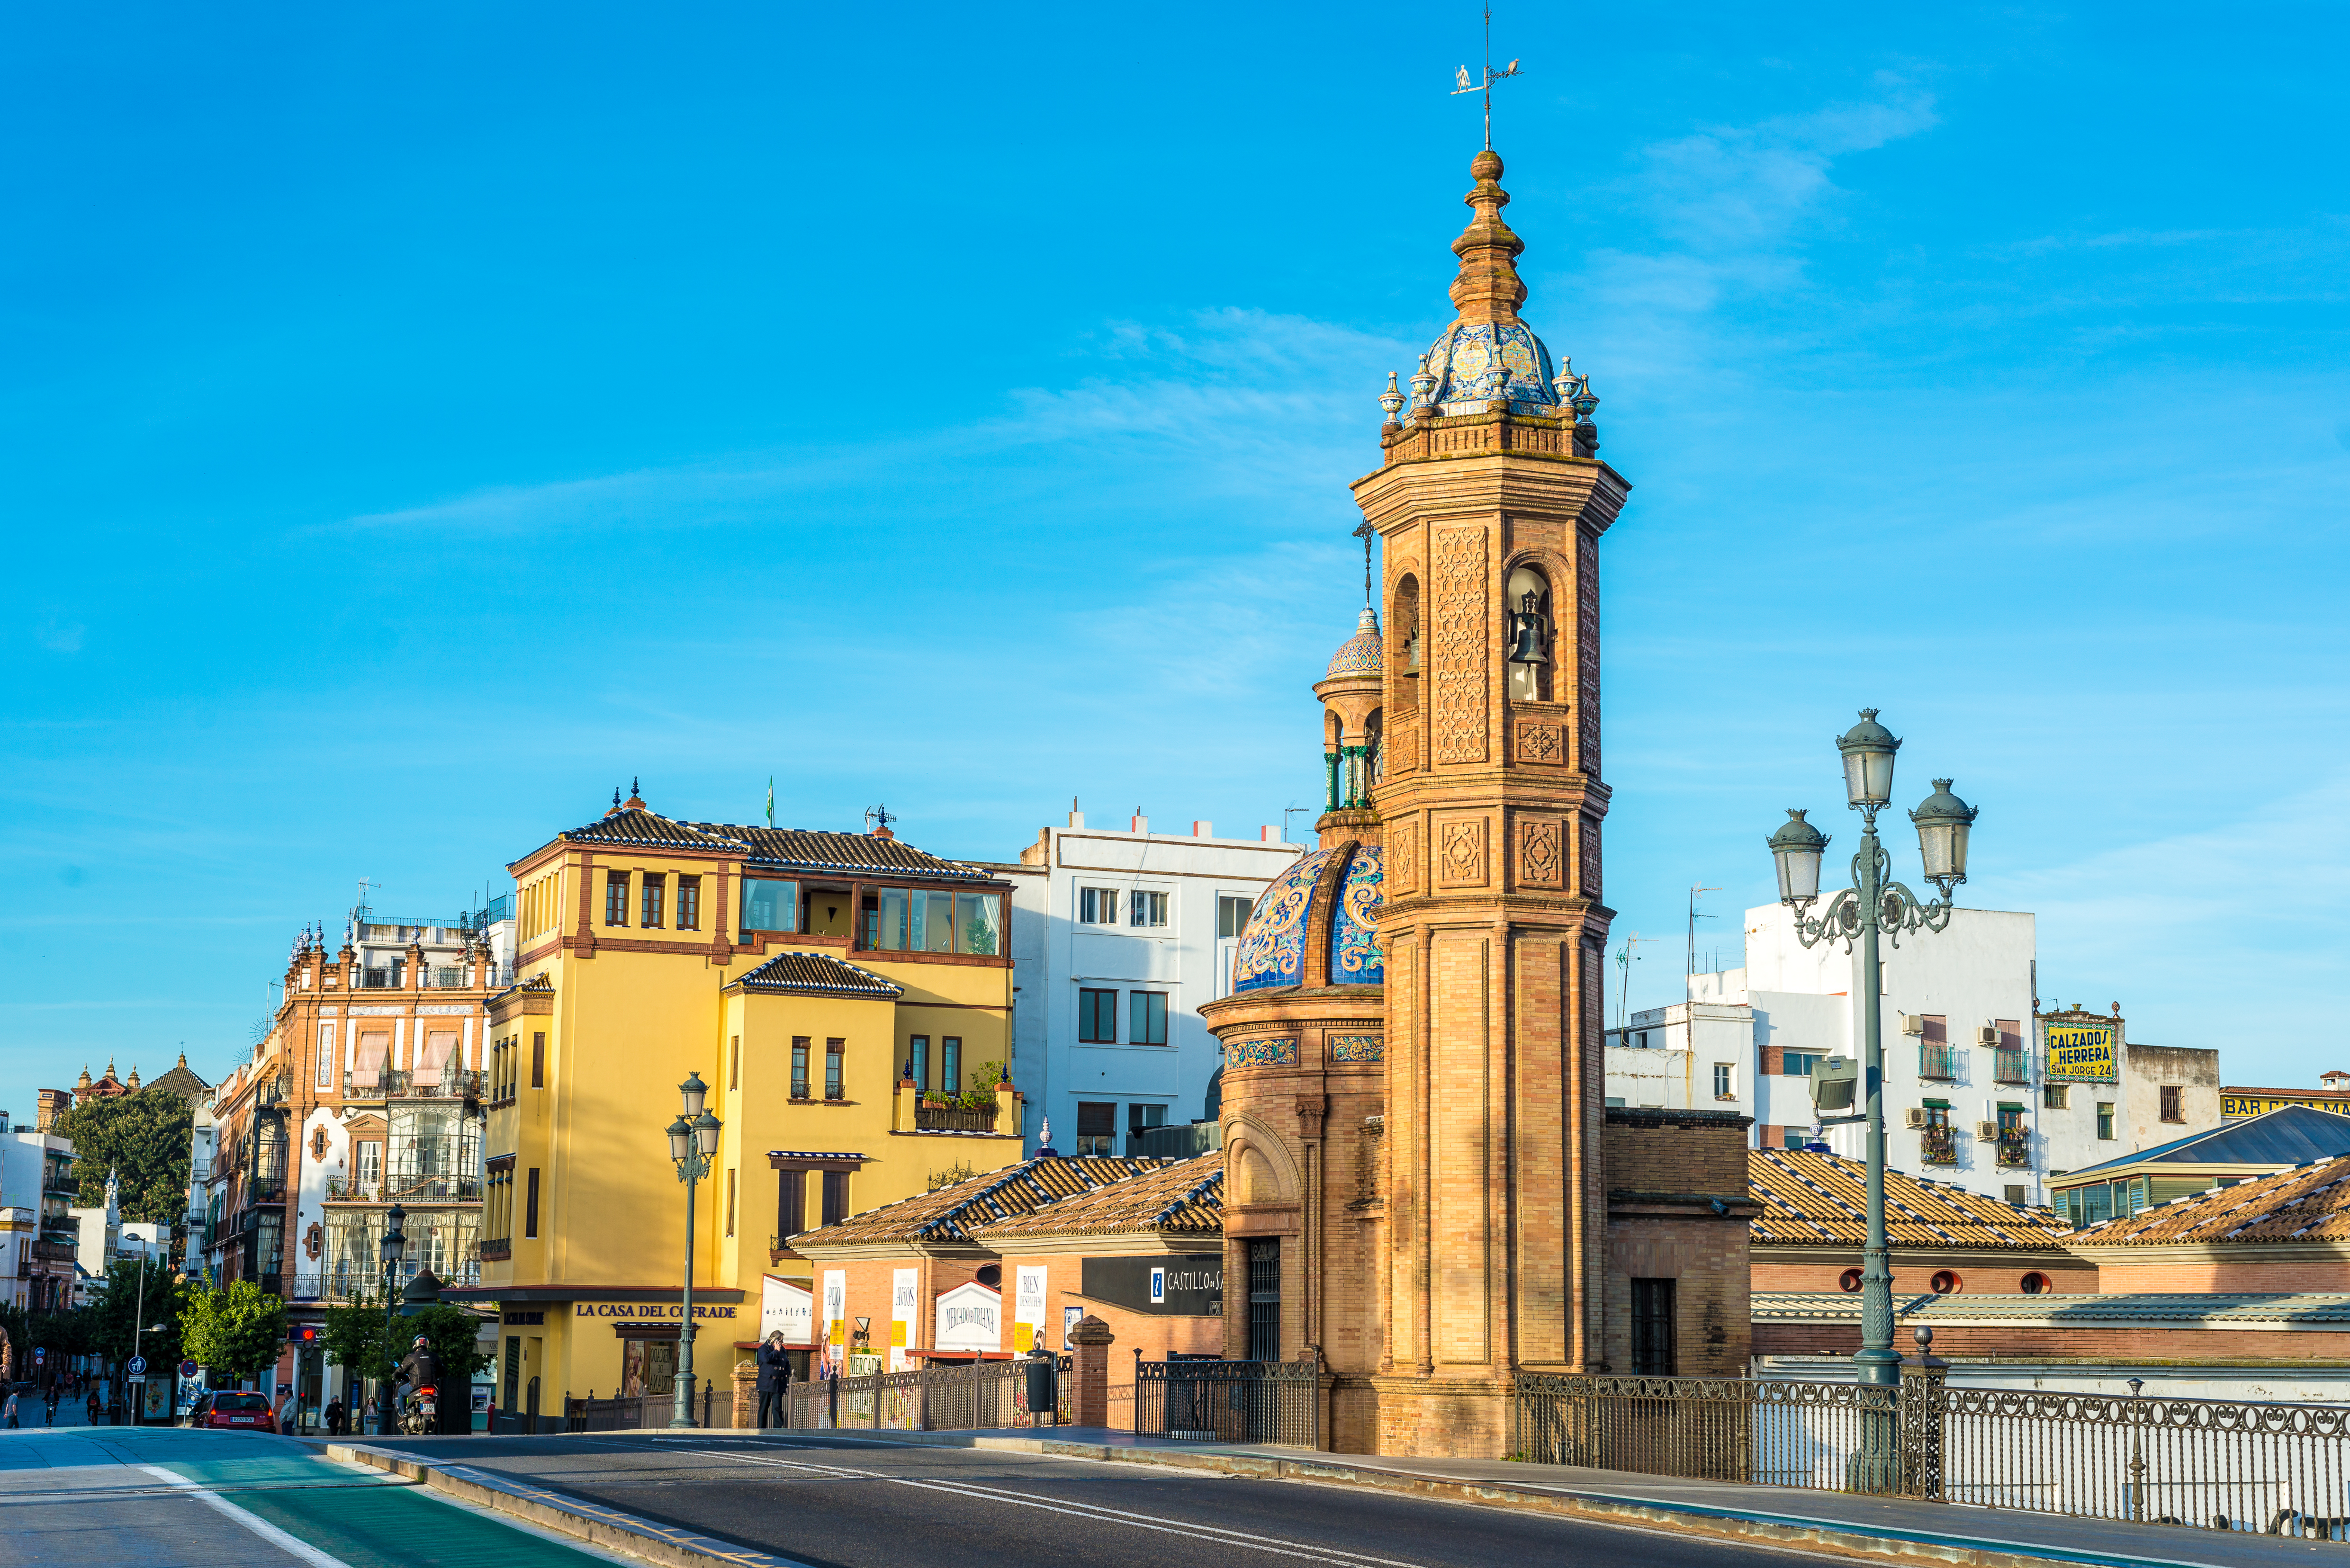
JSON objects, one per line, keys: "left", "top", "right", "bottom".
{"left": 790, "top": 1156, "right": 1165, "bottom": 1249}
{"left": 728, "top": 951, "right": 902, "bottom": 999}
{"left": 1755, "top": 1290, "right": 2350, "bottom": 1328}
{"left": 2059, "top": 1105, "right": 2350, "bottom": 1180}
{"left": 550, "top": 806, "right": 991, "bottom": 883}
{"left": 1748, "top": 1149, "right": 2073, "bottom": 1252}
{"left": 971, "top": 1152, "right": 1223, "bottom": 1240}
{"left": 2069, "top": 1155, "right": 2350, "bottom": 1247}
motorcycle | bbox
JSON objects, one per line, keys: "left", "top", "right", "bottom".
{"left": 400, "top": 1384, "right": 438, "bottom": 1435}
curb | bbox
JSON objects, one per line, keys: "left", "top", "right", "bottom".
{"left": 325, "top": 1444, "right": 814, "bottom": 1568}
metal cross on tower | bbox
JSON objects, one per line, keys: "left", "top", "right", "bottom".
{"left": 1451, "top": 6, "right": 1522, "bottom": 151}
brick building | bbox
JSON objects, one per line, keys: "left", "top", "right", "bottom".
{"left": 2065, "top": 1150, "right": 2350, "bottom": 1294}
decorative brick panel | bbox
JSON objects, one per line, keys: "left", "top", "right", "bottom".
{"left": 1515, "top": 720, "right": 1563, "bottom": 764}
{"left": 1517, "top": 816, "right": 1564, "bottom": 890}
{"left": 1432, "top": 528, "right": 1489, "bottom": 764}
{"left": 1437, "top": 816, "right": 1487, "bottom": 887}
{"left": 1575, "top": 534, "right": 1600, "bottom": 777}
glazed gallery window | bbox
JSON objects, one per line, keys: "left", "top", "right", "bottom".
{"left": 1078, "top": 989, "right": 1118, "bottom": 1044}
{"left": 1128, "top": 991, "right": 1169, "bottom": 1046}
{"left": 1080, "top": 887, "right": 1117, "bottom": 925}
{"left": 605, "top": 871, "right": 629, "bottom": 926}
{"left": 1217, "top": 895, "right": 1255, "bottom": 938}
{"left": 1128, "top": 891, "right": 1169, "bottom": 929}
{"left": 640, "top": 874, "right": 666, "bottom": 929}
{"left": 741, "top": 878, "right": 798, "bottom": 934}
{"left": 866, "top": 888, "right": 1001, "bottom": 954}
{"left": 676, "top": 875, "right": 701, "bottom": 930}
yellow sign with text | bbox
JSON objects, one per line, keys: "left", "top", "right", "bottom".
{"left": 2046, "top": 1022, "right": 2116, "bottom": 1082}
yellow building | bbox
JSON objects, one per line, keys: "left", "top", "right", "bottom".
{"left": 457, "top": 786, "right": 1026, "bottom": 1423}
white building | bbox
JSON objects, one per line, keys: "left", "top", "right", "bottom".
{"left": 990, "top": 810, "right": 1300, "bottom": 1158}
{"left": 0, "top": 1127, "right": 81, "bottom": 1311}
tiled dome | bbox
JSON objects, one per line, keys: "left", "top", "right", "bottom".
{"left": 1421, "top": 320, "right": 1560, "bottom": 417}
{"left": 1231, "top": 843, "right": 1384, "bottom": 992}
{"left": 1325, "top": 606, "right": 1382, "bottom": 678}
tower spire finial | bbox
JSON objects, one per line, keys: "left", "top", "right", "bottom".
{"left": 1448, "top": 149, "right": 1527, "bottom": 325}
{"left": 1450, "top": 7, "right": 1522, "bottom": 153}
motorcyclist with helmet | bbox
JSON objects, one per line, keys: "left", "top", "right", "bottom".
{"left": 394, "top": 1334, "right": 441, "bottom": 1434}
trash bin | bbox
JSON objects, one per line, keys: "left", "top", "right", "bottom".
{"left": 1024, "top": 1354, "right": 1056, "bottom": 1424}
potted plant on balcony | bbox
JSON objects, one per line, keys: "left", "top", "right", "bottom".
{"left": 958, "top": 1063, "right": 1007, "bottom": 1113}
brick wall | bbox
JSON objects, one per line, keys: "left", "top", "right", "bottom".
{"left": 1603, "top": 1109, "right": 1748, "bottom": 1197}
{"left": 1756, "top": 1322, "right": 2350, "bottom": 1359}
{"left": 1751, "top": 1255, "right": 2099, "bottom": 1294}
{"left": 1603, "top": 1110, "right": 1753, "bottom": 1376}
{"left": 2091, "top": 1255, "right": 2350, "bottom": 1294}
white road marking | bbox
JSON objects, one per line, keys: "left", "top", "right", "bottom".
{"left": 138, "top": 1465, "right": 356, "bottom": 1568}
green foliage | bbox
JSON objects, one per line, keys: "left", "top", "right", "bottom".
{"left": 321, "top": 1296, "right": 490, "bottom": 1391}
{"left": 51, "top": 1088, "right": 194, "bottom": 1224}
{"left": 0, "top": 1305, "right": 92, "bottom": 1375}
{"left": 321, "top": 1292, "right": 396, "bottom": 1383}
{"left": 411, "top": 1303, "right": 493, "bottom": 1383}
{"left": 84, "top": 1258, "right": 189, "bottom": 1368}
{"left": 179, "top": 1280, "right": 286, "bottom": 1381}
{"left": 959, "top": 1061, "right": 1007, "bottom": 1110}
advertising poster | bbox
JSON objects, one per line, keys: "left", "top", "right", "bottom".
{"left": 890, "top": 1268, "right": 918, "bottom": 1371}
{"left": 2045, "top": 1021, "right": 2117, "bottom": 1081}
{"left": 1014, "top": 1265, "right": 1048, "bottom": 1354}
{"left": 933, "top": 1282, "right": 1001, "bottom": 1353}
{"left": 761, "top": 1276, "right": 814, "bottom": 1346}
{"left": 823, "top": 1269, "right": 847, "bottom": 1367}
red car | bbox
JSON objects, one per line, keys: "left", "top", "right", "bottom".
{"left": 198, "top": 1391, "right": 277, "bottom": 1433}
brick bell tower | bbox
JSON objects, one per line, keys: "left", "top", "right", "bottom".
{"left": 1360, "top": 148, "right": 1626, "bottom": 1454}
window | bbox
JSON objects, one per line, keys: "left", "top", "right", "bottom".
{"left": 1712, "top": 1063, "right": 1735, "bottom": 1100}
{"left": 1778, "top": 1127, "right": 1807, "bottom": 1149}
{"left": 1129, "top": 991, "right": 1169, "bottom": 1046}
{"left": 531, "top": 1032, "right": 545, "bottom": 1089}
{"left": 2160, "top": 1085, "right": 2184, "bottom": 1123}
{"left": 1630, "top": 1278, "right": 1676, "bottom": 1374}
{"left": 640, "top": 873, "right": 665, "bottom": 929}
{"left": 1837, "top": 1268, "right": 1863, "bottom": 1293}
{"left": 1781, "top": 1052, "right": 1823, "bottom": 1077}
{"left": 317, "top": 1023, "right": 336, "bottom": 1090}
{"left": 1928, "top": 1270, "right": 1963, "bottom": 1295}
{"left": 1078, "top": 989, "right": 1118, "bottom": 1044}
{"left": 605, "top": 872, "right": 629, "bottom": 927}
{"left": 726, "top": 1168, "right": 736, "bottom": 1236}
{"left": 2096, "top": 1102, "right": 2116, "bottom": 1140}
{"left": 825, "top": 1039, "right": 844, "bottom": 1101}
{"left": 1127, "top": 1103, "right": 1166, "bottom": 1154}
{"left": 777, "top": 1171, "right": 805, "bottom": 1239}
{"left": 1245, "top": 1238, "right": 1281, "bottom": 1362}
{"left": 865, "top": 887, "right": 1000, "bottom": 953}
{"left": 942, "top": 1037, "right": 961, "bottom": 1094}
{"left": 1217, "top": 896, "right": 1254, "bottom": 938}
{"left": 357, "top": 1141, "right": 382, "bottom": 1188}
{"left": 1079, "top": 887, "right": 1118, "bottom": 925}
{"left": 677, "top": 876, "right": 701, "bottom": 931}
{"left": 729, "top": 1035, "right": 740, "bottom": 1091}
{"left": 2044, "top": 1083, "right": 2070, "bottom": 1110}
{"left": 821, "top": 1170, "right": 850, "bottom": 1227}
{"left": 524, "top": 1168, "right": 540, "bottom": 1238}
{"left": 791, "top": 1038, "right": 810, "bottom": 1100}
{"left": 908, "top": 1035, "right": 929, "bottom": 1090}
{"left": 2004, "top": 1185, "right": 2028, "bottom": 1206}
{"left": 740, "top": 878, "right": 798, "bottom": 934}
{"left": 1129, "top": 891, "right": 1169, "bottom": 928}
{"left": 1076, "top": 1101, "right": 1117, "bottom": 1158}
{"left": 2019, "top": 1271, "right": 2049, "bottom": 1293}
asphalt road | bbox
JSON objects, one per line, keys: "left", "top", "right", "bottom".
{"left": 361, "top": 1431, "right": 1841, "bottom": 1568}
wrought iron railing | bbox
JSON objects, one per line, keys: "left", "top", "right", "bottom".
{"left": 345, "top": 1069, "right": 486, "bottom": 1101}
{"left": 1919, "top": 1124, "right": 1957, "bottom": 1164}
{"left": 783, "top": 1356, "right": 1067, "bottom": 1433}
{"left": 567, "top": 1386, "right": 715, "bottom": 1431}
{"left": 1514, "top": 1373, "right": 2350, "bottom": 1538}
{"left": 1919, "top": 1042, "right": 1958, "bottom": 1081}
{"left": 914, "top": 1102, "right": 999, "bottom": 1133}
{"left": 282, "top": 1260, "right": 482, "bottom": 1301}
{"left": 1992, "top": 1048, "right": 2030, "bottom": 1084}
{"left": 1996, "top": 1133, "right": 2031, "bottom": 1169}
{"left": 1134, "top": 1355, "right": 1319, "bottom": 1447}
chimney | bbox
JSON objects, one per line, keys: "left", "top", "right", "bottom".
{"left": 1129, "top": 815, "right": 1148, "bottom": 835}
{"left": 1068, "top": 810, "right": 1084, "bottom": 829}
{"left": 1192, "top": 821, "right": 1212, "bottom": 838}
{"left": 1260, "top": 826, "right": 1278, "bottom": 842}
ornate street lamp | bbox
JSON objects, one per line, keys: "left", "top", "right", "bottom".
{"left": 378, "top": 1203, "right": 406, "bottom": 1437}
{"left": 666, "top": 1074, "right": 720, "bottom": 1429}
{"left": 1767, "top": 709, "right": 1979, "bottom": 1494}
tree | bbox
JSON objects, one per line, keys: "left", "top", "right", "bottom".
{"left": 324, "top": 1296, "right": 490, "bottom": 1433}
{"left": 84, "top": 1258, "right": 189, "bottom": 1369}
{"left": 180, "top": 1281, "right": 286, "bottom": 1383}
{"left": 52, "top": 1088, "right": 194, "bottom": 1225}
{"left": 321, "top": 1291, "right": 396, "bottom": 1388}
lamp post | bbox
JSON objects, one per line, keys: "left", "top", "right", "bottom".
{"left": 666, "top": 1074, "right": 721, "bottom": 1429}
{"left": 1766, "top": 708, "right": 1977, "bottom": 1494}
{"left": 378, "top": 1203, "right": 406, "bottom": 1437}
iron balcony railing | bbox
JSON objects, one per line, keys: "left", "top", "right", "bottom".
{"left": 1920, "top": 1124, "right": 1958, "bottom": 1164}
{"left": 1919, "top": 1042, "right": 1958, "bottom": 1081}
{"left": 783, "top": 1356, "right": 1068, "bottom": 1434}
{"left": 1134, "top": 1355, "right": 1320, "bottom": 1448}
{"left": 1993, "top": 1048, "right": 2030, "bottom": 1084}
{"left": 1515, "top": 1372, "right": 2350, "bottom": 1539}
{"left": 343, "top": 1069, "right": 486, "bottom": 1101}
{"left": 913, "top": 1102, "right": 999, "bottom": 1133}
{"left": 282, "top": 1260, "right": 483, "bottom": 1301}
{"left": 1997, "top": 1132, "right": 2031, "bottom": 1168}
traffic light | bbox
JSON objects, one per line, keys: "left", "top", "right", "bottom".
{"left": 287, "top": 1324, "right": 321, "bottom": 1344}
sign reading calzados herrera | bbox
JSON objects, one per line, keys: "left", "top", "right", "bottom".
{"left": 2045, "top": 1022, "right": 2116, "bottom": 1082}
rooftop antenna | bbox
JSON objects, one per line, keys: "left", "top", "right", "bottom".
{"left": 1451, "top": 6, "right": 1522, "bottom": 152}
{"left": 1614, "top": 932, "right": 1658, "bottom": 1030}
{"left": 865, "top": 803, "right": 895, "bottom": 833}
{"left": 1687, "top": 884, "right": 1721, "bottom": 997}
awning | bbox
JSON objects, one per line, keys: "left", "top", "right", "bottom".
{"left": 352, "top": 1031, "right": 390, "bottom": 1090}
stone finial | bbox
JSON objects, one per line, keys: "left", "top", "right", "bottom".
{"left": 1068, "top": 1313, "right": 1115, "bottom": 1347}
{"left": 1378, "top": 371, "right": 1405, "bottom": 425}
{"left": 1448, "top": 149, "right": 1528, "bottom": 325}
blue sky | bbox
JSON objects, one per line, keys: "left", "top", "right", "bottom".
{"left": 5, "top": 4, "right": 2346, "bottom": 1110}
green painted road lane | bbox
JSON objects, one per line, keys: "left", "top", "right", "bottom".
{"left": 224, "top": 1478, "right": 626, "bottom": 1568}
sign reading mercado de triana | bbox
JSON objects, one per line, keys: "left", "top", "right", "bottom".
{"left": 2045, "top": 1021, "right": 2117, "bottom": 1081}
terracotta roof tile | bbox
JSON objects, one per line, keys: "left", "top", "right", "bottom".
{"left": 971, "top": 1153, "right": 1223, "bottom": 1240}
{"left": 550, "top": 808, "right": 996, "bottom": 882}
{"left": 1748, "top": 1149, "right": 2072, "bottom": 1252}
{"left": 790, "top": 1156, "right": 1166, "bottom": 1248}
{"left": 2071, "top": 1155, "right": 2350, "bottom": 1247}
{"left": 728, "top": 951, "right": 902, "bottom": 999}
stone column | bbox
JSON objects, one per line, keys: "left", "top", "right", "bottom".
{"left": 1069, "top": 1315, "right": 1114, "bottom": 1429}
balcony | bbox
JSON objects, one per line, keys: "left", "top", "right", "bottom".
{"left": 482, "top": 1237, "right": 511, "bottom": 1262}
{"left": 343, "top": 1068, "right": 485, "bottom": 1102}
{"left": 913, "top": 1102, "right": 1000, "bottom": 1133}
{"left": 1992, "top": 1048, "right": 2029, "bottom": 1084}
{"left": 1919, "top": 1123, "right": 1958, "bottom": 1165}
{"left": 1997, "top": 1132, "right": 2031, "bottom": 1169}
{"left": 283, "top": 1261, "right": 483, "bottom": 1302}
{"left": 325, "top": 1174, "right": 482, "bottom": 1203}
{"left": 1919, "top": 1043, "right": 1958, "bottom": 1082}
{"left": 30, "top": 1239, "right": 76, "bottom": 1263}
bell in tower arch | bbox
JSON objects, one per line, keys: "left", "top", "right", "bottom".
{"left": 1505, "top": 565, "right": 1553, "bottom": 700}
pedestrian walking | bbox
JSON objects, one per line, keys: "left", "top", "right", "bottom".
{"left": 324, "top": 1397, "right": 346, "bottom": 1436}
{"left": 5, "top": 1389, "right": 19, "bottom": 1428}
{"left": 756, "top": 1332, "right": 791, "bottom": 1429}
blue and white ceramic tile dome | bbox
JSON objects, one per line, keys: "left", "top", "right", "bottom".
{"left": 1422, "top": 321, "right": 1559, "bottom": 417}
{"left": 1325, "top": 606, "right": 1383, "bottom": 679}
{"left": 1230, "top": 843, "right": 1385, "bottom": 992}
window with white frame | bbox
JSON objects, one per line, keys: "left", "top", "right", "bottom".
{"left": 1128, "top": 891, "right": 1169, "bottom": 929}
{"left": 1712, "top": 1063, "right": 1735, "bottom": 1100}
{"left": 1079, "top": 887, "right": 1118, "bottom": 925}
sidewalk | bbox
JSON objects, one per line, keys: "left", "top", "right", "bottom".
{"left": 745, "top": 1425, "right": 2350, "bottom": 1568}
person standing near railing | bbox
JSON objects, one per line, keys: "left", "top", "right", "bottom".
{"left": 756, "top": 1332, "right": 790, "bottom": 1429}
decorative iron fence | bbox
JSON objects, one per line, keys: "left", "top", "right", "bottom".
{"left": 1515, "top": 1373, "right": 2350, "bottom": 1539}
{"left": 1134, "top": 1355, "right": 1319, "bottom": 1448}
{"left": 913, "top": 1102, "right": 999, "bottom": 1133}
{"left": 566, "top": 1384, "right": 716, "bottom": 1432}
{"left": 784, "top": 1356, "right": 1068, "bottom": 1434}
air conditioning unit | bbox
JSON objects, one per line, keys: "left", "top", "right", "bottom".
{"left": 1904, "top": 1107, "right": 1927, "bottom": 1129}
{"left": 1901, "top": 1014, "right": 1927, "bottom": 1036}
{"left": 1976, "top": 1120, "right": 2000, "bottom": 1142}
{"left": 1976, "top": 1025, "right": 2001, "bottom": 1048}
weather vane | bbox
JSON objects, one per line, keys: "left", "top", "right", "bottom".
{"left": 1451, "top": 6, "right": 1522, "bottom": 151}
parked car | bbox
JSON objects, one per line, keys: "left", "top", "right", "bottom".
{"left": 195, "top": 1391, "right": 277, "bottom": 1433}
